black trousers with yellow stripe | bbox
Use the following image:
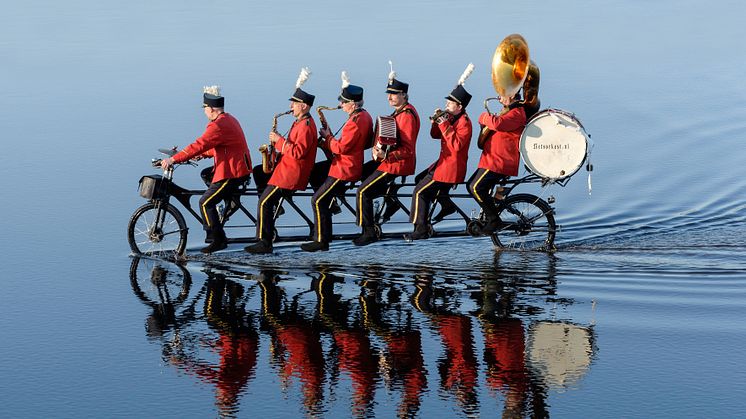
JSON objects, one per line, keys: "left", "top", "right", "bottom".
{"left": 311, "top": 176, "right": 348, "bottom": 243}
{"left": 409, "top": 171, "right": 453, "bottom": 226}
{"left": 199, "top": 177, "right": 246, "bottom": 240}
{"left": 467, "top": 168, "right": 507, "bottom": 222}
{"left": 356, "top": 170, "right": 397, "bottom": 227}
{"left": 255, "top": 185, "right": 293, "bottom": 241}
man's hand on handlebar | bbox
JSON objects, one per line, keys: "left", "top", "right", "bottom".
{"left": 160, "top": 157, "right": 175, "bottom": 170}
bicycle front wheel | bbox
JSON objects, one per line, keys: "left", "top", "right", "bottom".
{"left": 493, "top": 193, "right": 556, "bottom": 251}
{"left": 128, "top": 202, "right": 188, "bottom": 257}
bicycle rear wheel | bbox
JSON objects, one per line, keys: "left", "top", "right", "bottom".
{"left": 128, "top": 202, "right": 188, "bottom": 257}
{"left": 493, "top": 193, "right": 556, "bottom": 251}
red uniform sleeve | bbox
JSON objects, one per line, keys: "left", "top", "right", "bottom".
{"left": 329, "top": 117, "right": 362, "bottom": 155}
{"left": 277, "top": 120, "right": 315, "bottom": 160}
{"left": 430, "top": 120, "right": 442, "bottom": 139}
{"left": 478, "top": 107, "right": 526, "bottom": 132}
{"left": 437, "top": 116, "right": 471, "bottom": 151}
{"left": 173, "top": 121, "right": 221, "bottom": 163}
{"left": 387, "top": 110, "right": 418, "bottom": 162}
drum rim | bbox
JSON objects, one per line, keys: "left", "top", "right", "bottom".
{"left": 520, "top": 108, "right": 589, "bottom": 180}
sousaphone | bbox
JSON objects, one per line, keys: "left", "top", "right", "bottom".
{"left": 478, "top": 34, "right": 535, "bottom": 148}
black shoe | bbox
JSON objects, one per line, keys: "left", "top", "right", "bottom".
{"left": 380, "top": 198, "right": 401, "bottom": 224}
{"left": 432, "top": 203, "right": 457, "bottom": 223}
{"left": 405, "top": 224, "right": 430, "bottom": 241}
{"left": 330, "top": 200, "right": 342, "bottom": 215}
{"left": 301, "top": 241, "right": 329, "bottom": 252}
{"left": 479, "top": 218, "right": 501, "bottom": 235}
{"left": 353, "top": 227, "right": 378, "bottom": 246}
{"left": 244, "top": 239, "right": 273, "bottom": 254}
{"left": 201, "top": 239, "right": 227, "bottom": 254}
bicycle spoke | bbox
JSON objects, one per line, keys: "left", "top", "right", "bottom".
{"left": 493, "top": 194, "right": 556, "bottom": 251}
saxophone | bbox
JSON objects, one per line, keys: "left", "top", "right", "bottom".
{"left": 316, "top": 105, "right": 340, "bottom": 160}
{"left": 260, "top": 110, "right": 293, "bottom": 173}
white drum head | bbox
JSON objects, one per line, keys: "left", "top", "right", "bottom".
{"left": 520, "top": 109, "right": 590, "bottom": 180}
{"left": 526, "top": 321, "right": 594, "bottom": 390}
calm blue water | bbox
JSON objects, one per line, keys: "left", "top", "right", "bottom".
{"left": 2, "top": 0, "right": 746, "bottom": 417}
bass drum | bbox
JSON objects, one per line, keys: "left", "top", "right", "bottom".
{"left": 520, "top": 109, "right": 591, "bottom": 181}
{"left": 526, "top": 321, "right": 596, "bottom": 390}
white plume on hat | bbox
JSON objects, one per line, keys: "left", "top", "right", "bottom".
{"left": 203, "top": 85, "right": 221, "bottom": 96}
{"left": 341, "top": 71, "right": 350, "bottom": 88}
{"left": 457, "top": 63, "right": 475, "bottom": 86}
{"left": 295, "top": 67, "right": 311, "bottom": 89}
{"left": 388, "top": 60, "right": 396, "bottom": 83}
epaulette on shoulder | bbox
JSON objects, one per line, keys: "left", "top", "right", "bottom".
{"left": 305, "top": 119, "right": 311, "bottom": 126}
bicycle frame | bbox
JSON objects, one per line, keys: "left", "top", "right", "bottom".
{"left": 131, "top": 157, "right": 558, "bottom": 253}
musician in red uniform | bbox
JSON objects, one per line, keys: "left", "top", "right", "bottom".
{"left": 258, "top": 272, "right": 326, "bottom": 413}
{"left": 353, "top": 67, "right": 420, "bottom": 246}
{"left": 467, "top": 92, "right": 527, "bottom": 235}
{"left": 166, "top": 275, "right": 259, "bottom": 417}
{"left": 413, "top": 281, "right": 479, "bottom": 413}
{"left": 407, "top": 72, "right": 473, "bottom": 240}
{"left": 244, "top": 72, "right": 317, "bottom": 254}
{"left": 301, "top": 72, "right": 372, "bottom": 252}
{"left": 361, "top": 283, "right": 428, "bottom": 417}
{"left": 314, "top": 270, "right": 379, "bottom": 416}
{"left": 161, "top": 86, "right": 252, "bottom": 253}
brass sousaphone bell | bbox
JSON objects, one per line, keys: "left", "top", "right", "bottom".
{"left": 478, "top": 34, "right": 531, "bottom": 148}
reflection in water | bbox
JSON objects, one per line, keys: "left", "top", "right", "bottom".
{"left": 413, "top": 272, "right": 479, "bottom": 416}
{"left": 259, "top": 270, "right": 326, "bottom": 415}
{"left": 360, "top": 268, "right": 428, "bottom": 419}
{"left": 129, "top": 252, "right": 596, "bottom": 418}
{"left": 314, "top": 267, "right": 378, "bottom": 417}
{"left": 473, "top": 261, "right": 548, "bottom": 419}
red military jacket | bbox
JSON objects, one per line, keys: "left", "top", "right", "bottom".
{"left": 325, "top": 109, "right": 372, "bottom": 182}
{"left": 477, "top": 106, "right": 526, "bottom": 177}
{"left": 173, "top": 112, "right": 252, "bottom": 183}
{"left": 430, "top": 112, "right": 472, "bottom": 183}
{"left": 435, "top": 314, "right": 478, "bottom": 397}
{"left": 276, "top": 323, "right": 325, "bottom": 407}
{"left": 386, "top": 331, "right": 427, "bottom": 413}
{"left": 377, "top": 103, "right": 420, "bottom": 176}
{"left": 482, "top": 318, "right": 528, "bottom": 393}
{"left": 333, "top": 329, "right": 377, "bottom": 410}
{"left": 269, "top": 114, "right": 318, "bottom": 190}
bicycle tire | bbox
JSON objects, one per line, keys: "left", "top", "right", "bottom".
{"left": 493, "top": 193, "right": 556, "bottom": 251}
{"left": 129, "top": 256, "right": 192, "bottom": 307}
{"left": 128, "top": 202, "right": 188, "bottom": 257}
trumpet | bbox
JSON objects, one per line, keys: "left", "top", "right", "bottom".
{"left": 429, "top": 108, "right": 449, "bottom": 123}
{"left": 316, "top": 105, "right": 340, "bottom": 159}
{"left": 260, "top": 109, "right": 293, "bottom": 174}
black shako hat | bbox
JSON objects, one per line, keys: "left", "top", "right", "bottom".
{"left": 339, "top": 85, "right": 364, "bottom": 103}
{"left": 203, "top": 93, "right": 224, "bottom": 108}
{"left": 290, "top": 88, "right": 315, "bottom": 106}
{"left": 446, "top": 84, "right": 472, "bottom": 108}
{"left": 386, "top": 78, "right": 409, "bottom": 94}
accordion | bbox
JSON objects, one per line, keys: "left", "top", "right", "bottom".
{"left": 375, "top": 115, "right": 398, "bottom": 158}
